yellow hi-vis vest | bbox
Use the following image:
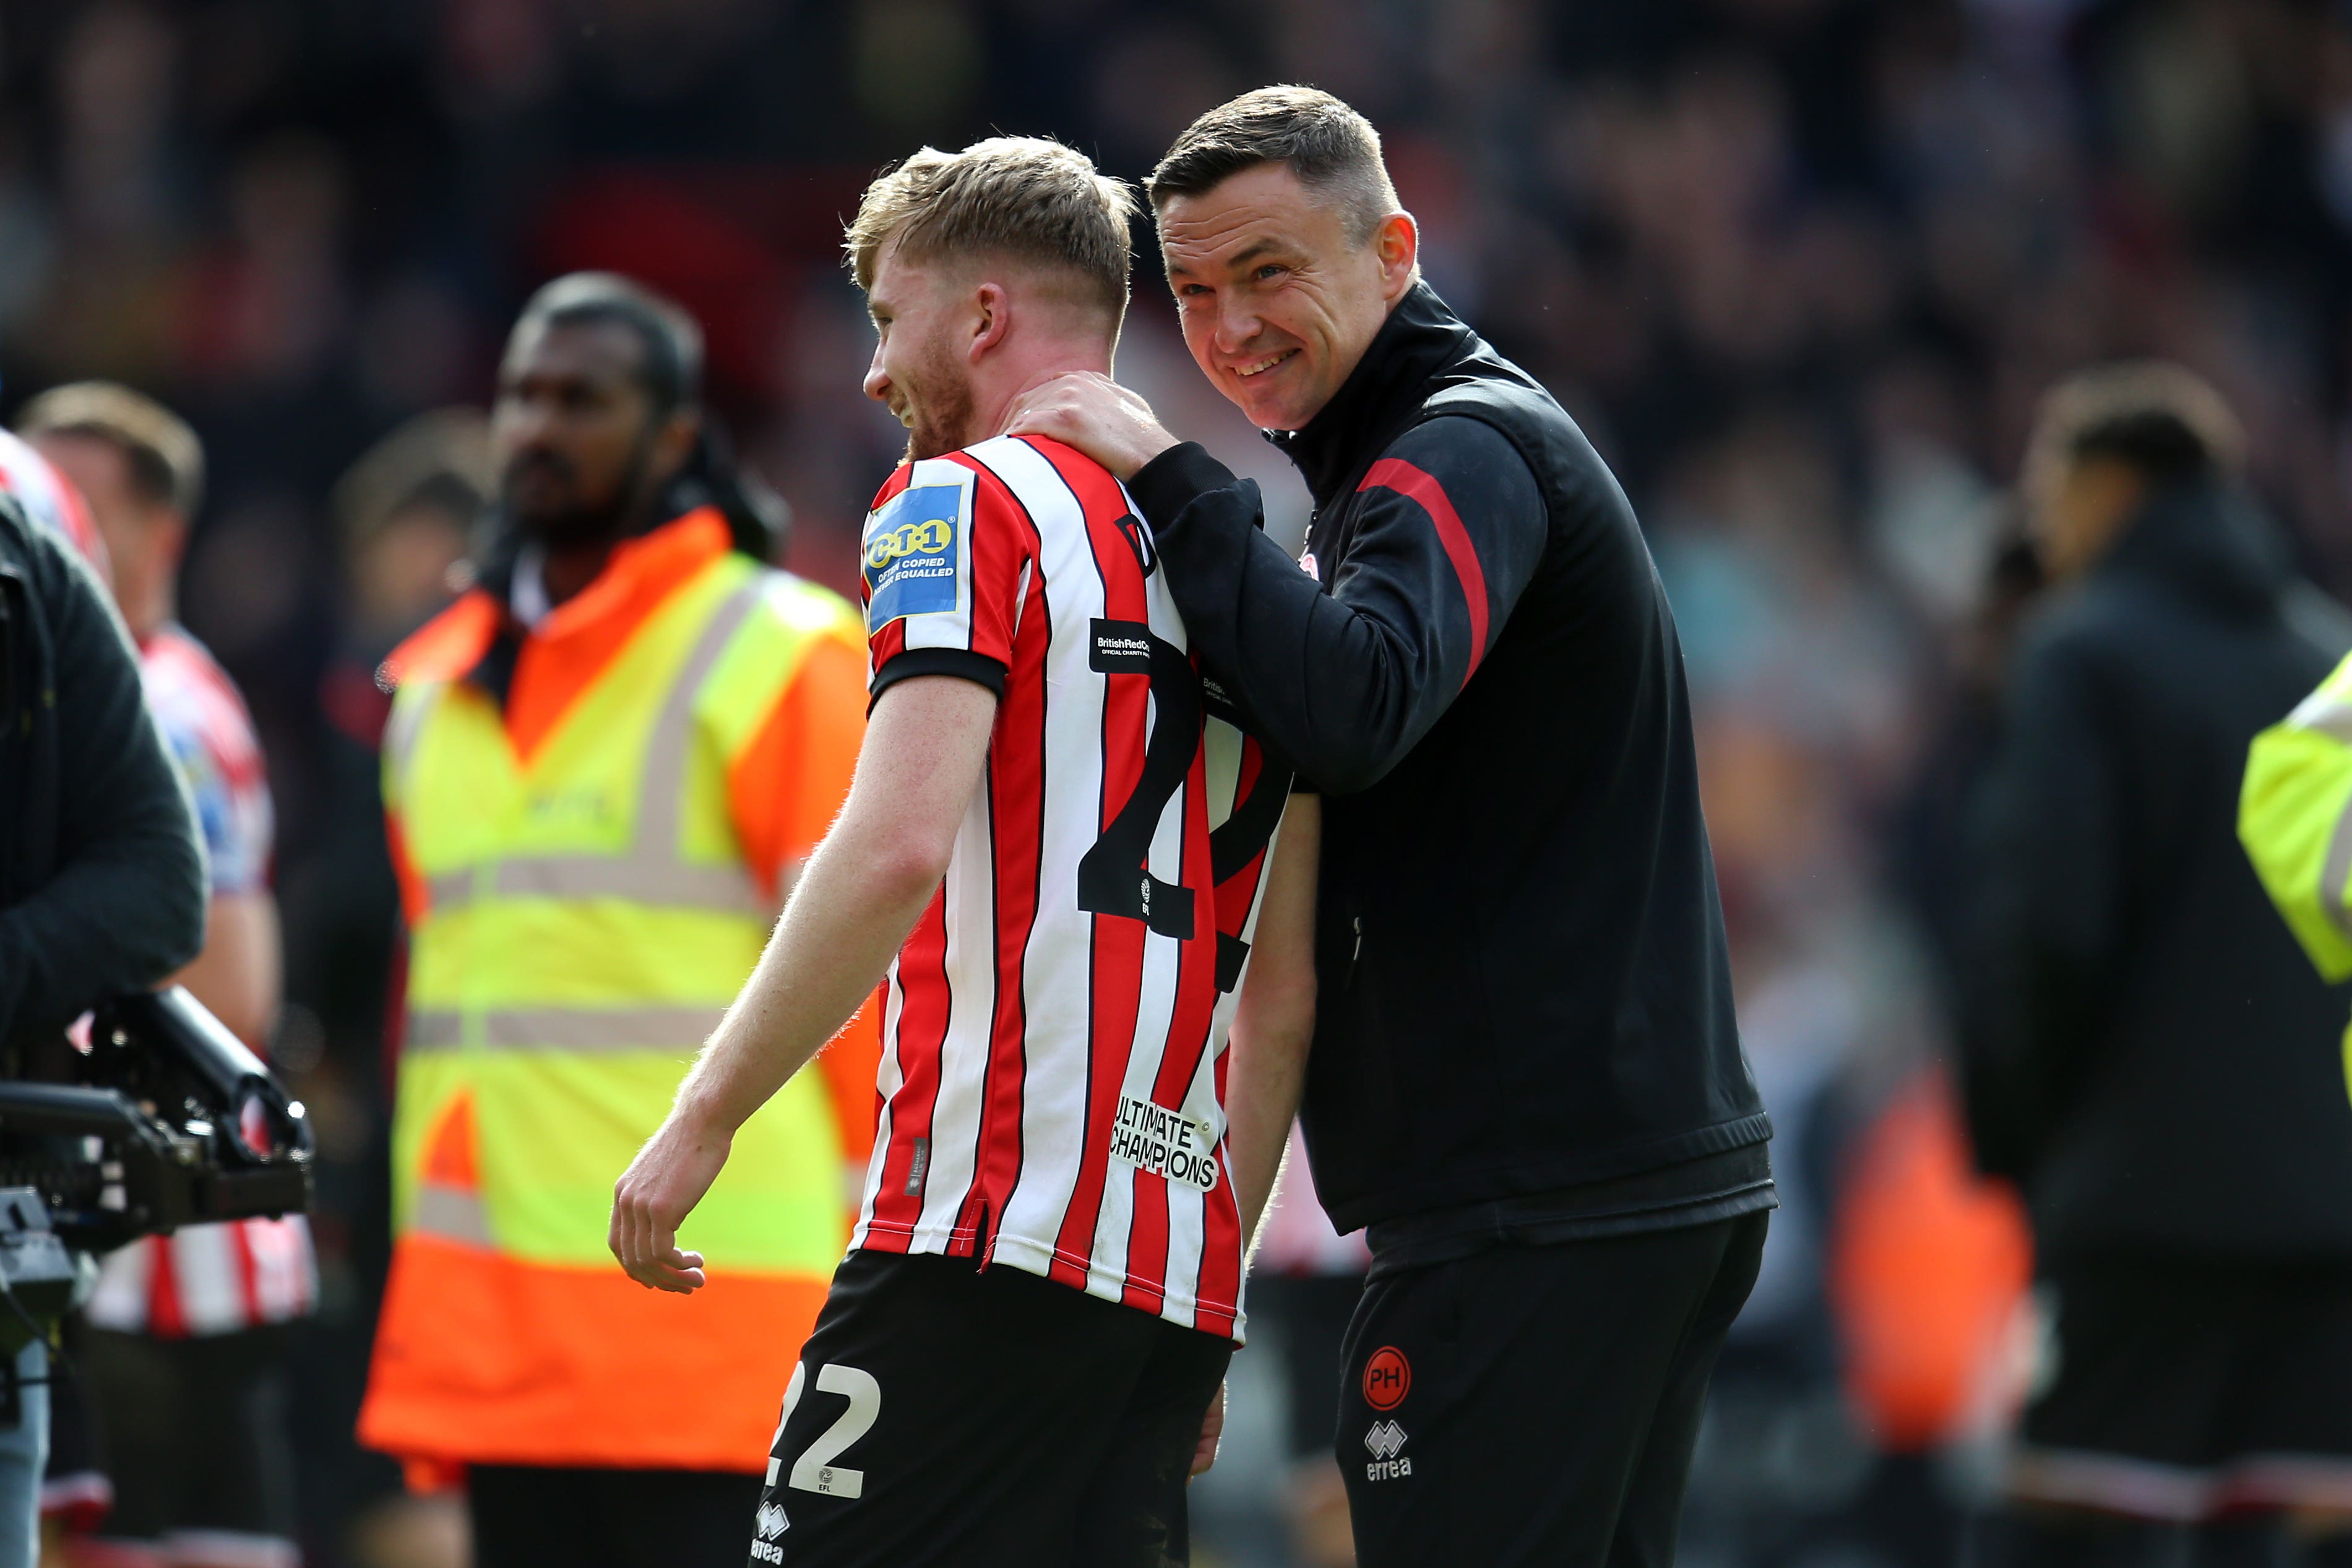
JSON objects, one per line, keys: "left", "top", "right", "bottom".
{"left": 358, "top": 515, "right": 869, "bottom": 1473}
{"left": 2242, "top": 648, "right": 2352, "bottom": 1093}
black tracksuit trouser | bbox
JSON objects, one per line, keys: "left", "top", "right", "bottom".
{"left": 1339, "top": 1212, "right": 1768, "bottom": 1568}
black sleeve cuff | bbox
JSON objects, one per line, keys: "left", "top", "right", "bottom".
{"left": 870, "top": 647, "right": 1007, "bottom": 711}
{"left": 1129, "top": 442, "right": 1244, "bottom": 528}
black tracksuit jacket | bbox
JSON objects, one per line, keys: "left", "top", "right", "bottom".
{"left": 0, "top": 494, "right": 204, "bottom": 1051}
{"left": 1129, "top": 284, "right": 1770, "bottom": 1247}
{"left": 1960, "top": 480, "right": 2352, "bottom": 1262}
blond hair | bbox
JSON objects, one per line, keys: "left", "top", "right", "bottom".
{"left": 17, "top": 380, "right": 205, "bottom": 516}
{"left": 845, "top": 137, "right": 1140, "bottom": 329}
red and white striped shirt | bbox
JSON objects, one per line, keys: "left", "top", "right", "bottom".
{"left": 0, "top": 428, "right": 108, "bottom": 579}
{"left": 87, "top": 628, "right": 317, "bottom": 1338}
{"left": 850, "top": 434, "right": 1289, "bottom": 1340}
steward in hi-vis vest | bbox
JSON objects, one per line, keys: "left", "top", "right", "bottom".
{"left": 2243, "top": 648, "right": 2352, "bottom": 1088}
{"left": 356, "top": 275, "right": 877, "bottom": 1561}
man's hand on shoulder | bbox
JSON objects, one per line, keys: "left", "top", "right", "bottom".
{"left": 1003, "top": 371, "right": 1179, "bottom": 481}
{"left": 610, "top": 1106, "right": 731, "bottom": 1293}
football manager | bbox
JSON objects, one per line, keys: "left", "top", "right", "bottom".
{"left": 1013, "top": 85, "right": 1773, "bottom": 1566}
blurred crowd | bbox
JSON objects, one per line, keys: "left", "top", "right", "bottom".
{"left": 4, "top": 0, "right": 2352, "bottom": 1564}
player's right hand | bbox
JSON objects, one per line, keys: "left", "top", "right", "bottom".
{"left": 1002, "top": 372, "right": 1178, "bottom": 481}
{"left": 610, "top": 1113, "right": 733, "bottom": 1293}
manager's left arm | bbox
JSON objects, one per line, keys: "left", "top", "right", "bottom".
{"left": 1129, "top": 418, "right": 1549, "bottom": 794}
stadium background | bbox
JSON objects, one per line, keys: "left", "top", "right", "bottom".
{"left": 4, "top": 0, "right": 2351, "bottom": 1564}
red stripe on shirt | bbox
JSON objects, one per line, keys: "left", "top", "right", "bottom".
{"left": 1192, "top": 1041, "right": 1243, "bottom": 1339}
{"left": 1124, "top": 741, "right": 1223, "bottom": 1316}
{"left": 955, "top": 458, "right": 1050, "bottom": 1246}
{"left": 1039, "top": 441, "right": 1157, "bottom": 1288}
{"left": 1359, "top": 457, "right": 1491, "bottom": 687}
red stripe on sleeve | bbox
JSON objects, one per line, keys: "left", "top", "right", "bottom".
{"left": 968, "top": 493, "right": 1049, "bottom": 1246}
{"left": 946, "top": 455, "right": 1038, "bottom": 666}
{"left": 1358, "top": 457, "right": 1491, "bottom": 687}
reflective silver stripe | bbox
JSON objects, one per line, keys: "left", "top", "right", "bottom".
{"left": 421, "top": 577, "right": 773, "bottom": 918}
{"left": 382, "top": 686, "right": 435, "bottom": 796}
{"left": 410, "top": 1181, "right": 491, "bottom": 1246}
{"left": 633, "top": 579, "right": 767, "bottom": 888}
{"left": 489, "top": 855, "right": 770, "bottom": 916}
{"left": 2320, "top": 791, "right": 2352, "bottom": 946}
{"left": 403, "top": 1005, "right": 727, "bottom": 1052}
{"left": 425, "top": 869, "right": 475, "bottom": 911}
{"left": 2287, "top": 691, "right": 2352, "bottom": 745}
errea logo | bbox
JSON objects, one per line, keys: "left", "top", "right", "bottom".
{"left": 1364, "top": 1419, "right": 1413, "bottom": 1481}
{"left": 750, "top": 1499, "right": 789, "bottom": 1562}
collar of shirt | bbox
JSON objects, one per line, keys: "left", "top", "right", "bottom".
{"left": 381, "top": 506, "right": 734, "bottom": 691}
{"left": 1265, "top": 281, "right": 1476, "bottom": 508}
{"left": 509, "top": 541, "right": 553, "bottom": 630}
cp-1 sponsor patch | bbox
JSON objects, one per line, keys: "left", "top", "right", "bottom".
{"left": 1109, "top": 1093, "right": 1220, "bottom": 1194}
{"left": 864, "top": 484, "right": 962, "bottom": 628}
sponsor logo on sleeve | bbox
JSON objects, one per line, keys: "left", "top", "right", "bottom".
{"left": 863, "top": 485, "right": 962, "bottom": 628}
{"left": 1108, "top": 1093, "right": 1220, "bottom": 1194}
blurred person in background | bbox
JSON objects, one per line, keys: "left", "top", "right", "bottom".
{"left": 2239, "top": 592, "right": 2352, "bottom": 1091}
{"left": 1959, "top": 364, "right": 2352, "bottom": 1567}
{"left": 0, "top": 470, "right": 205, "bottom": 1568}
{"left": 355, "top": 272, "right": 876, "bottom": 1568}
{"left": 0, "top": 433, "right": 106, "bottom": 582}
{"left": 18, "top": 383, "right": 317, "bottom": 1568}
{"left": 275, "top": 410, "right": 488, "bottom": 1568}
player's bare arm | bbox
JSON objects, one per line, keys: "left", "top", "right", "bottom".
{"left": 1187, "top": 793, "right": 1318, "bottom": 1480}
{"left": 1224, "top": 793, "right": 1319, "bottom": 1247}
{"left": 610, "top": 674, "right": 998, "bottom": 1294}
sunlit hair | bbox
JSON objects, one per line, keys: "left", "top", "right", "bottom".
{"left": 845, "top": 137, "right": 1140, "bottom": 334}
{"left": 1148, "top": 85, "right": 1403, "bottom": 249}
{"left": 2031, "top": 361, "right": 2247, "bottom": 485}
{"left": 17, "top": 380, "right": 205, "bottom": 517}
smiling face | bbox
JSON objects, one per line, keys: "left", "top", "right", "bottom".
{"left": 863, "top": 244, "right": 980, "bottom": 463}
{"left": 1158, "top": 162, "right": 1416, "bottom": 432}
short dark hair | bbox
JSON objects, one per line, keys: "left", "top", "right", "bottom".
{"left": 1147, "top": 85, "right": 1401, "bottom": 246}
{"left": 17, "top": 381, "right": 205, "bottom": 515}
{"left": 511, "top": 272, "right": 704, "bottom": 415}
{"left": 2032, "top": 361, "right": 2245, "bottom": 486}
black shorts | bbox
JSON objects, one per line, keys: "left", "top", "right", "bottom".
{"left": 79, "top": 1325, "right": 299, "bottom": 1553}
{"left": 2012, "top": 1258, "right": 2352, "bottom": 1518}
{"left": 1339, "top": 1213, "right": 1766, "bottom": 1568}
{"left": 748, "top": 1249, "right": 1231, "bottom": 1568}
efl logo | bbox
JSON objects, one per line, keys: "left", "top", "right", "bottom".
{"left": 1363, "top": 1345, "right": 1411, "bottom": 1411}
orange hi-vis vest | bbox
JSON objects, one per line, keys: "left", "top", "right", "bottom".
{"left": 358, "top": 507, "right": 877, "bottom": 1473}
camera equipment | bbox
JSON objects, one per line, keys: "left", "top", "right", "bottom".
{"left": 0, "top": 988, "right": 313, "bottom": 1254}
{"left": 0, "top": 1190, "right": 72, "bottom": 1356}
